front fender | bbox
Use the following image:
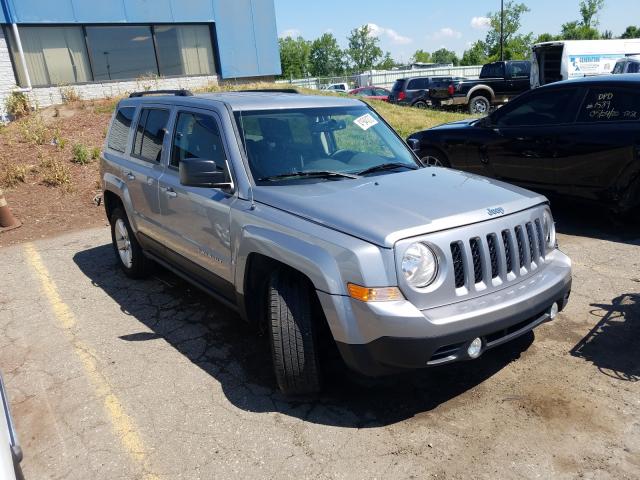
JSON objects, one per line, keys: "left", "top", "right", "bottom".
{"left": 235, "top": 225, "right": 345, "bottom": 295}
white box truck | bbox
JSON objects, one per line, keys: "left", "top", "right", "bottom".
{"left": 531, "top": 39, "right": 640, "bottom": 87}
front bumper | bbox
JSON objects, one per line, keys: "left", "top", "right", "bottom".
{"left": 318, "top": 250, "right": 572, "bottom": 376}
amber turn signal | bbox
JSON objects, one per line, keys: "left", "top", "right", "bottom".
{"left": 347, "top": 283, "right": 404, "bottom": 302}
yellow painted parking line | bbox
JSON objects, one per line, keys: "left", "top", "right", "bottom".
{"left": 23, "top": 243, "right": 159, "bottom": 480}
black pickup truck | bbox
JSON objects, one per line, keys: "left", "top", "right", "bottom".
{"left": 430, "top": 60, "right": 531, "bottom": 114}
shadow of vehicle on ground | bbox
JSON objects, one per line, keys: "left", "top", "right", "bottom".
{"left": 549, "top": 196, "right": 640, "bottom": 245}
{"left": 74, "top": 244, "right": 535, "bottom": 428}
{"left": 571, "top": 294, "right": 640, "bottom": 382}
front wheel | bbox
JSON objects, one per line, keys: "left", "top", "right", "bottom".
{"left": 268, "top": 269, "right": 322, "bottom": 395}
{"left": 469, "top": 95, "right": 491, "bottom": 115}
{"left": 419, "top": 148, "right": 450, "bottom": 168}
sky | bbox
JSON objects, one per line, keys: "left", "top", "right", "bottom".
{"left": 273, "top": 0, "right": 640, "bottom": 62}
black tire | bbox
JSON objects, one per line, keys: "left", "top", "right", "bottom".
{"left": 418, "top": 148, "right": 451, "bottom": 168}
{"left": 268, "top": 269, "right": 321, "bottom": 395}
{"left": 109, "top": 207, "right": 153, "bottom": 278}
{"left": 469, "top": 95, "right": 491, "bottom": 115}
{"left": 412, "top": 100, "right": 428, "bottom": 109}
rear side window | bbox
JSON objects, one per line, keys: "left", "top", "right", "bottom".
{"left": 577, "top": 87, "right": 640, "bottom": 123}
{"left": 170, "top": 112, "right": 228, "bottom": 174}
{"left": 628, "top": 62, "right": 640, "bottom": 74}
{"left": 107, "top": 107, "right": 135, "bottom": 152}
{"left": 496, "top": 88, "right": 580, "bottom": 127}
{"left": 391, "top": 80, "right": 405, "bottom": 92}
{"left": 132, "top": 108, "right": 170, "bottom": 162}
{"left": 407, "top": 78, "right": 428, "bottom": 90}
{"left": 510, "top": 62, "right": 530, "bottom": 78}
{"left": 481, "top": 63, "right": 505, "bottom": 78}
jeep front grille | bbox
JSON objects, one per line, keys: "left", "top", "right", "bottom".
{"left": 449, "top": 218, "right": 546, "bottom": 291}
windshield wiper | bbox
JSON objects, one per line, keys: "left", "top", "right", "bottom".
{"left": 258, "top": 170, "right": 360, "bottom": 182}
{"left": 357, "top": 162, "right": 419, "bottom": 176}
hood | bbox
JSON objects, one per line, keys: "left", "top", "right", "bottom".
{"left": 430, "top": 119, "right": 477, "bottom": 130}
{"left": 253, "top": 168, "right": 546, "bottom": 248}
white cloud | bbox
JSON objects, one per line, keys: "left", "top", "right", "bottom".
{"left": 471, "top": 16, "right": 491, "bottom": 30}
{"left": 279, "top": 28, "right": 301, "bottom": 39}
{"left": 429, "top": 27, "right": 462, "bottom": 40}
{"left": 366, "top": 23, "right": 412, "bottom": 45}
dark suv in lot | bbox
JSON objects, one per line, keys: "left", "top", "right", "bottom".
{"left": 388, "top": 76, "right": 464, "bottom": 108}
{"left": 408, "top": 74, "right": 640, "bottom": 215}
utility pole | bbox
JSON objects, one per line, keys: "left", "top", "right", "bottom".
{"left": 500, "top": 0, "right": 504, "bottom": 61}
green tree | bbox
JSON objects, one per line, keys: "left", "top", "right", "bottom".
{"left": 411, "top": 49, "right": 431, "bottom": 63}
{"left": 485, "top": 1, "right": 533, "bottom": 61}
{"left": 346, "top": 25, "right": 383, "bottom": 72}
{"left": 621, "top": 25, "right": 640, "bottom": 38}
{"left": 278, "top": 36, "right": 311, "bottom": 79}
{"left": 534, "top": 33, "right": 558, "bottom": 43}
{"left": 461, "top": 40, "right": 488, "bottom": 66}
{"left": 431, "top": 48, "right": 460, "bottom": 66}
{"left": 559, "top": 0, "right": 605, "bottom": 40}
{"left": 309, "top": 33, "right": 344, "bottom": 77}
{"left": 376, "top": 52, "right": 396, "bottom": 70}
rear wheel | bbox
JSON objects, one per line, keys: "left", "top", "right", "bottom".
{"left": 419, "top": 148, "right": 450, "bottom": 168}
{"left": 469, "top": 95, "right": 491, "bottom": 115}
{"left": 109, "top": 207, "right": 153, "bottom": 278}
{"left": 413, "top": 100, "right": 429, "bottom": 109}
{"left": 268, "top": 269, "right": 322, "bottom": 395}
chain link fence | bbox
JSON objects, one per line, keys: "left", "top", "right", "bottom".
{"left": 276, "top": 65, "right": 483, "bottom": 90}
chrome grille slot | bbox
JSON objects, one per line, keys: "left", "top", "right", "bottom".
{"left": 501, "top": 229, "right": 513, "bottom": 273}
{"left": 514, "top": 225, "right": 526, "bottom": 270}
{"left": 469, "top": 238, "right": 483, "bottom": 284}
{"left": 534, "top": 219, "right": 545, "bottom": 257}
{"left": 450, "top": 242, "right": 465, "bottom": 288}
{"left": 525, "top": 222, "right": 536, "bottom": 264}
{"left": 487, "top": 234, "right": 499, "bottom": 279}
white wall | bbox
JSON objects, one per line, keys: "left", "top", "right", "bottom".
{"left": 0, "top": 29, "right": 18, "bottom": 122}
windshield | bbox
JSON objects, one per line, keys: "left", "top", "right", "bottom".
{"left": 235, "top": 106, "right": 419, "bottom": 184}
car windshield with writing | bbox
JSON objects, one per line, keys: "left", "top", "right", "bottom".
{"left": 235, "top": 107, "right": 419, "bottom": 184}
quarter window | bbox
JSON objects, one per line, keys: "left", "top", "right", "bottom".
{"left": 407, "top": 78, "right": 428, "bottom": 90}
{"left": 107, "top": 107, "right": 136, "bottom": 153}
{"left": 132, "top": 109, "right": 170, "bottom": 162}
{"left": 577, "top": 87, "right": 640, "bottom": 123}
{"left": 495, "top": 89, "right": 579, "bottom": 127}
{"left": 170, "top": 112, "right": 227, "bottom": 174}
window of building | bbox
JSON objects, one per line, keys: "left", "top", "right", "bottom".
{"left": 86, "top": 26, "right": 158, "bottom": 81}
{"left": 7, "top": 26, "right": 91, "bottom": 87}
{"left": 132, "top": 109, "right": 170, "bottom": 162}
{"left": 108, "top": 107, "right": 136, "bottom": 152}
{"left": 154, "top": 25, "right": 216, "bottom": 76}
{"left": 6, "top": 24, "right": 217, "bottom": 87}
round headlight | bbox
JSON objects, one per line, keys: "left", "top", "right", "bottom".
{"left": 542, "top": 208, "right": 556, "bottom": 250}
{"left": 401, "top": 243, "right": 438, "bottom": 288}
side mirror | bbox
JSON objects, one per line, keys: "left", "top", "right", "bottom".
{"left": 407, "top": 138, "right": 420, "bottom": 152}
{"left": 179, "top": 158, "right": 233, "bottom": 190}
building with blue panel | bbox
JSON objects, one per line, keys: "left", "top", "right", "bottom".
{"left": 0, "top": 0, "right": 281, "bottom": 118}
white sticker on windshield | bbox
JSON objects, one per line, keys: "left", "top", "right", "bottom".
{"left": 353, "top": 113, "right": 378, "bottom": 131}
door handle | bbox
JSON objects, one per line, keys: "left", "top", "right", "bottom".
{"left": 164, "top": 187, "right": 177, "bottom": 198}
{"left": 126, "top": 172, "right": 135, "bottom": 181}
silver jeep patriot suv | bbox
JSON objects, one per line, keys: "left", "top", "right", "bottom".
{"left": 100, "top": 89, "right": 572, "bottom": 394}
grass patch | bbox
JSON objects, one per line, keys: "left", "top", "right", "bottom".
{"left": 0, "top": 164, "right": 29, "bottom": 188}
{"left": 40, "top": 156, "right": 71, "bottom": 188}
{"left": 71, "top": 143, "right": 90, "bottom": 164}
{"left": 91, "top": 146, "right": 101, "bottom": 160}
{"left": 5, "top": 91, "right": 30, "bottom": 119}
{"left": 18, "top": 115, "right": 49, "bottom": 145}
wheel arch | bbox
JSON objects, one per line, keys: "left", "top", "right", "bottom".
{"left": 467, "top": 85, "right": 495, "bottom": 102}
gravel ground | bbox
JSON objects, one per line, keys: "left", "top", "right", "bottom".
{"left": 0, "top": 205, "right": 638, "bottom": 479}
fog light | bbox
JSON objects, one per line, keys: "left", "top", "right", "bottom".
{"left": 549, "top": 302, "right": 559, "bottom": 320}
{"left": 467, "top": 337, "right": 483, "bottom": 359}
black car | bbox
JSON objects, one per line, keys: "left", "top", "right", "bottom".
{"left": 408, "top": 74, "right": 640, "bottom": 215}
{"left": 388, "top": 76, "right": 464, "bottom": 108}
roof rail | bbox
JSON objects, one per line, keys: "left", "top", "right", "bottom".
{"left": 129, "top": 89, "right": 194, "bottom": 98}
{"left": 238, "top": 88, "right": 299, "bottom": 94}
